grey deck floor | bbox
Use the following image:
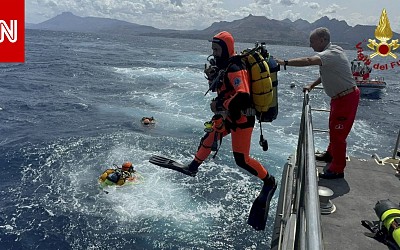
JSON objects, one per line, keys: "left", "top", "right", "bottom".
{"left": 317, "top": 157, "right": 400, "bottom": 250}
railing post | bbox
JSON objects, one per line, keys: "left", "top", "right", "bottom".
{"left": 392, "top": 129, "right": 400, "bottom": 159}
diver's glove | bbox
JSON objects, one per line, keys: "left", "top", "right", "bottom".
{"left": 204, "top": 64, "right": 219, "bottom": 82}
{"left": 210, "top": 98, "right": 224, "bottom": 113}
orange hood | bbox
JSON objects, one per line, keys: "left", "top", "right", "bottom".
{"left": 212, "top": 31, "right": 235, "bottom": 58}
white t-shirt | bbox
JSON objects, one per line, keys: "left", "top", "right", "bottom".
{"left": 317, "top": 43, "right": 356, "bottom": 97}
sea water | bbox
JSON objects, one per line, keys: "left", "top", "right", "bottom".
{"left": 0, "top": 29, "right": 399, "bottom": 249}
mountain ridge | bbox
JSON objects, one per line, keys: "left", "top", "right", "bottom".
{"left": 28, "top": 12, "right": 397, "bottom": 49}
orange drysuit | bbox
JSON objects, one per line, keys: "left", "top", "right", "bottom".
{"left": 191, "top": 31, "right": 269, "bottom": 180}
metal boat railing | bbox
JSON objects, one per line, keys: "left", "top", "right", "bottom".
{"left": 272, "top": 90, "right": 324, "bottom": 250}
{"left": 272, "top": 90, "right": 399, "bottom": 250}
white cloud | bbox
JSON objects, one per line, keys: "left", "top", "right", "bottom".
{"left": 278, "top": 10, "right": 301, "bottom": 22}
{"left": 255, "top": 0, "right": 273, "bottom": 5}
{"left": 318, "top": 4, "right": 340, "bottom": 16}
{"left": 303, "top": 2, "right": 319, "bottom": 9}
{"left": 279, "top": 0, "right": 299, "bottom": 6}
{"left": 171, "top": 0, "right": 183, "bottom": 7}
{"left": 246, "top": 3, "right": 273, "bottom": 17}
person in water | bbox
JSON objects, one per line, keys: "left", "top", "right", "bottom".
{"left": 277, "top": 27, "right": 360, "bottom": 179}
{"left": 141, "top": 116, "right": 155, "bottom": 125}
{"left": 99, "top": 161, "right": 137, "bottom": 187}
{"left": 182, "top": 31, "right": 276, "bottom": 204}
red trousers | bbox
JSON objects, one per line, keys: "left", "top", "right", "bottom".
{"left": 327, "top": 87, "right": 360, "bottom": 173}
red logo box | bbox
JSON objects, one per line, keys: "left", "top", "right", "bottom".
{"left": 0, "top": 0, "right": 25, "bottom": 63}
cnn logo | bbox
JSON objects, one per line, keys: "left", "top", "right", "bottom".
{"left": 0, "top": 0, "right": 24, "bottom": 63}
{"left": 0, "top": 20, "right": 17, "bottom": 43}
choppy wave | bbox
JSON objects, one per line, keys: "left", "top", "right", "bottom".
{"left": 1, "top": 130, "right": 274, "bottom": 248}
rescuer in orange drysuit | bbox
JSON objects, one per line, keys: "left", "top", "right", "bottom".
{"left": 183, "top": 31, "right": 276, "bottom": 203}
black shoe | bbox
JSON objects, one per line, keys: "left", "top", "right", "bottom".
{"left": 316, "top": 151, "right": 332, "bottom": 163}
{"left": 319, "top": 169, "right": 344, "bottom": 179}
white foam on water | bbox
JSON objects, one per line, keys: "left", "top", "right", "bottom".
{"left": 350, "top": 119, "right": 384, "bottom": 157}
{"left": 112, "top": 66, "right": 202, "bottom": 82}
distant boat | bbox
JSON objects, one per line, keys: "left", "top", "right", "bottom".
{"left": 356, "top": 78, "right": 386, "bottom": 95}
{"left": 351, "top": 59, "right": 386, "bottom": 97}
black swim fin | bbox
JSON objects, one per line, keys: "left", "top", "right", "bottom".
{"left": 247, "top": 182, "right": 278, "bottom": 231}
{"left": 149, "top": 155, "right": 196, "bottom": 176}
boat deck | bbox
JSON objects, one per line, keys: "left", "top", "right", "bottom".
{"left": 317, "top": 157, "right": 400, "bottom": 250}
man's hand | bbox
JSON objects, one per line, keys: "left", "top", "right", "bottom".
{"left": 303, "top": 84, "right": 313, "bottom": 93}
{"left": 204, "top": 65, "right": 218, "bottom": 81}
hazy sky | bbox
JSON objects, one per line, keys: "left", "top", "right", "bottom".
{"left": 27, "top": 0, "right": 400, "bottom": 32}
